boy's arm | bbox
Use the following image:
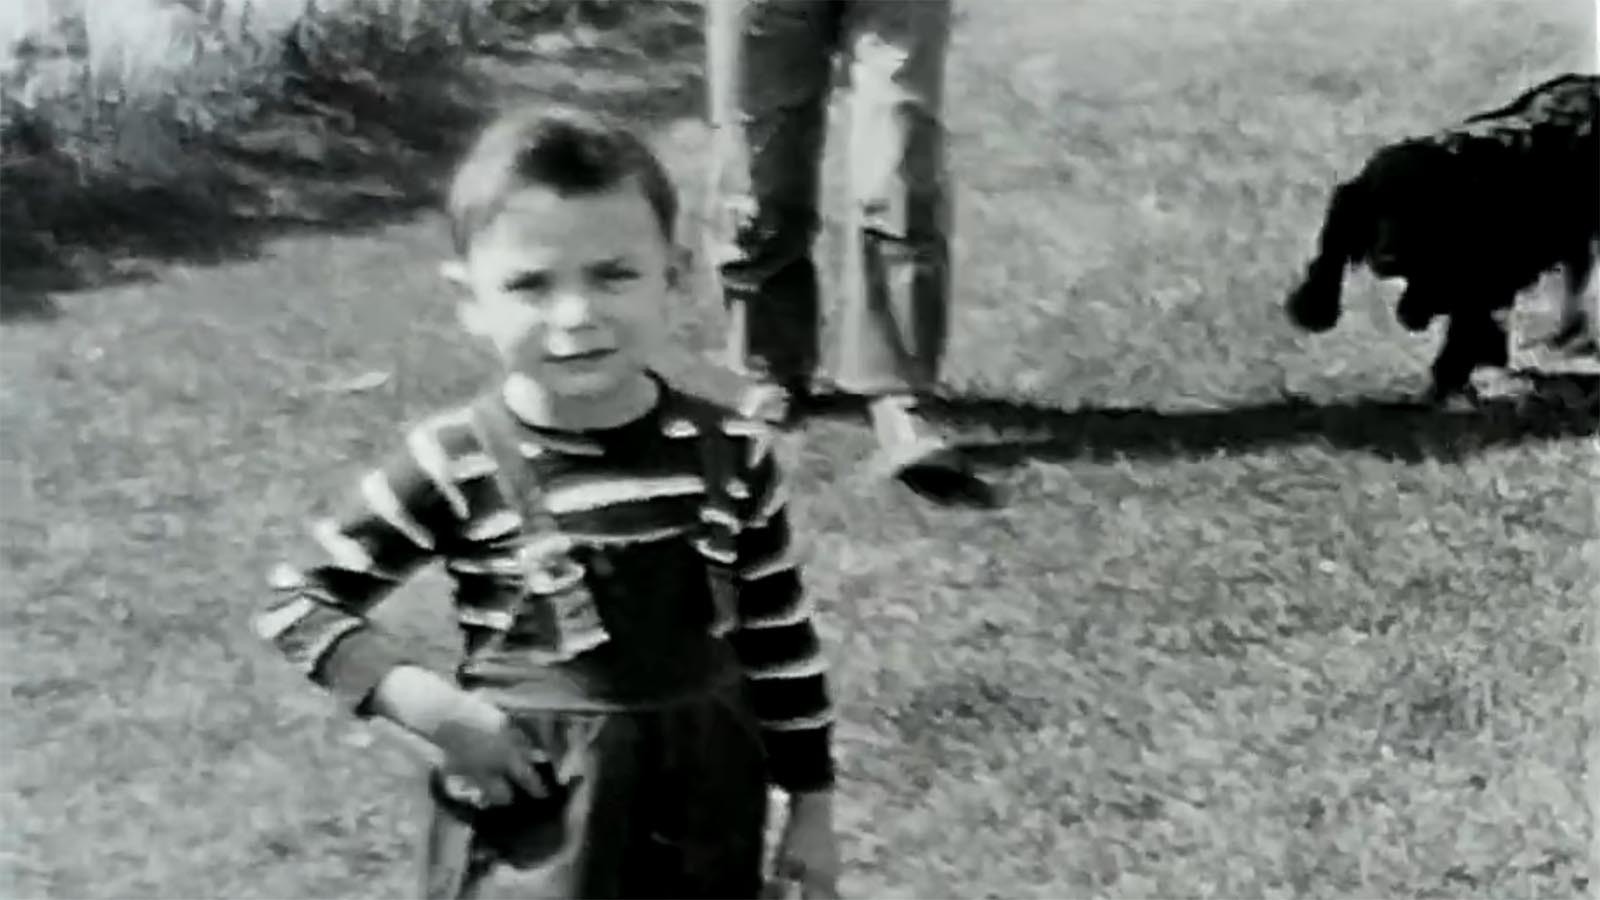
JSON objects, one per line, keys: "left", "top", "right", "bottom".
{"left": 722, "top": 429, "right": 836, "bottom": 796}
{"left": 253, "top": 422, "right": 466, "bottom": 714}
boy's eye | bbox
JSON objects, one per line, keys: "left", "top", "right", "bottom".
{"left": 505, "top": 272, "right": 552, "bottom": 294}
{"left": 593, "top": 266, "right": 641, "bottom": 287}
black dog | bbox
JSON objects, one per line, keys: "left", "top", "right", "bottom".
{"left": 1286, "top": 73, "right": 1599, "bottom": 402}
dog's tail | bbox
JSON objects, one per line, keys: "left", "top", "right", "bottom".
{"left": 1286, "top": 180, "right": 1367, "bottom": 333}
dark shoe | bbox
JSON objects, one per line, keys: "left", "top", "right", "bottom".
{"left": 868, "top": 395, "right": 998, "bottom": 508}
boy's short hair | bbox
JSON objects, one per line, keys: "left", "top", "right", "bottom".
{"left": 447, "top": 104, "right": 679, "bottom": 257}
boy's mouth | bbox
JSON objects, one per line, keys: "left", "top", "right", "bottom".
{"left": 548, "top": 348, "right": 614, "bottom": 363}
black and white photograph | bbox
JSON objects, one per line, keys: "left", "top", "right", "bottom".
{"left": 2, "top": 0, "right": 1595, "bottom": 897}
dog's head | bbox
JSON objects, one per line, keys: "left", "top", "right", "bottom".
{"left": 1286, "top": 138, "right": 1463, "bottom": 332}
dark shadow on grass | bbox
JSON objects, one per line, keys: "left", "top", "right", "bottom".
{"left": 0, "top": 286, "right": 64, "bottom": 323}
{"left": 0, "top": 2, "right": 706, "bottom": 310}
{"left": 795, "top": 369, "right": 1596, "bottom": 465}
{"left": 926, "top": 370, "right": 1597, "bottom": 465}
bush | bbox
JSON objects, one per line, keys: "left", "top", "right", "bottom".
{"left": 0, "top": 0, "right": 704, "bottom": 290}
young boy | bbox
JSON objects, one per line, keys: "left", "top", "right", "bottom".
{"left": 252, "top": 105, "right": 841, "bottom": 899}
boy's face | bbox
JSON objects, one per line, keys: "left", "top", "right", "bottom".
{"left": 453, "top": 177, "right": 674, "bottom": 400}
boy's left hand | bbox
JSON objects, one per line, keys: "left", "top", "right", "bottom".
{"left": 772, "top": 790, "right": 841, "bottom": 898}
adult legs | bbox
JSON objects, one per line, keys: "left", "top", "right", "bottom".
{"left": 709, "top": 0, "right": 838, "bottom": 418}
{"left": 833, "top": 0, "right": 953, "bottom": 399}
{"left": 835, "top": 0, "right": 981, "bottom": 496}
{"left": 710, "top": 0, "right": 988, "bottom": 502}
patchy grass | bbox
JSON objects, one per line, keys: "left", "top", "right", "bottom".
{"left": 3, "top": 0, "right": 1597, "bottom": 898}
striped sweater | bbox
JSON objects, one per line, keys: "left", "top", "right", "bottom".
{"left": 253, "top": 379, "right": 834, "bottom": 792}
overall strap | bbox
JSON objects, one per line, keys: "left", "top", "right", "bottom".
{"left": 459, "top": 392, "right": 549, "bottom": 657}
{"left": 678, "top": 401, "right": 752, "bottom": 636}
{"left": 684, "top": 402, "right": 744, "bottom": 560}
{"left": 465, "top": 390, "right": 625, "bottom": 663}
{"left": 468, "top": 391, "right": 556, "bottom": 535}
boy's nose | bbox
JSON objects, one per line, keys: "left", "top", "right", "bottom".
{"left": 548, "top": 290, "right": 597, "bottom": 328}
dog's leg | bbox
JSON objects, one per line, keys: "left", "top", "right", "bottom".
{"left": 1396, "top": 281, "right": 1443, "bottom": 332}
{"left": 1286, "top": 258, "right": 1348, "bottom": 333}
{"left": 1428, "top": 309, "right": 1507, "bottom": 404}
{"left": 1481, "top": 306, "right": 1512, "bottom": 370}
{"left": 1286, "top": 181, "right": 1368, "bottom": 333}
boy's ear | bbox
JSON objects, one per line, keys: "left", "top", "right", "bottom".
{"left": 441, "top": 260, "right": 490, "bottom": 337}
{"left": 439, "top": 259, "right": 471, "bottom": 289}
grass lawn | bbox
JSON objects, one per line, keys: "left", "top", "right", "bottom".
{"left": 3, "top": 0, "right": 1597, "bottom": 897}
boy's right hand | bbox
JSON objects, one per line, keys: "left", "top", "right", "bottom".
{"left": 429, "top": 701, "right": 552, "bottom": 808}
{"left": 372, "top": 665, "right": 551, "bottom": 807}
